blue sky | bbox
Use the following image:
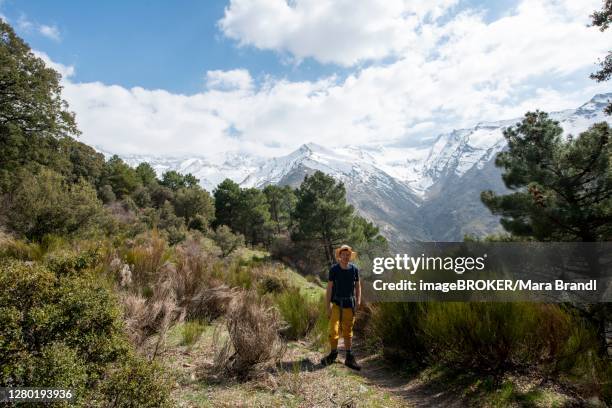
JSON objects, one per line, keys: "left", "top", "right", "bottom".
{"left": 0, "top": 0, "right": 350, "bottom": 93}
{"left": 1, "top": 0, "right": 550, "bottom": 94}
{"left": 0, "top": 0, "right": 609, "bottom": 158}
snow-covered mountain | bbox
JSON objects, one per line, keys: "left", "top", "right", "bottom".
{"left": 242, "top": 143, "right": 418, "bottom": 206}
{"left": 241, "top": 142, "right": 425, "bottom": 243}
{"left": 103, "top": 93, "right": 612, "bottom": 243}
{"left": 409, "top": 94, "right": 611, "bottom": 200}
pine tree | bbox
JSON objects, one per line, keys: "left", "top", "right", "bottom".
{"left": 160, "top": 170, "right": 198, "bottom": 191}
{"left": 173, "top": 187, "right": 214, "bottom": 227}
{"left": 263, "top": 184, "right": 296, "bottom": 234}
{"left": 101, "top": 155, "right": 141, "bottom": 199}
{"left": 481, "top": 111, "right": 612, "bottom": 355}
{"left": 235, "top": 188, "right": 273, "bottom": 245}
{"left": 213, "top": 178, "right": 241, "bottom": 230}
{"left": 291, "top": 171, "right": 354, "bottom": 266}
{"left": 135, "top": 162, "right": 158, "bottom": 187}
{"left": 481, "top": 111, "right": 611, "bottom": 242}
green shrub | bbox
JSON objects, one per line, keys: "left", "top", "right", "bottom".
{"left": 4, "top": 168, "right": 104, "bottom": 241}
{"left": 52, "top": 274, "right": 129, "bottom": 375}
{"left": 212, "top": 225, "right": 244, "bottom": 257}
{"left": 237, "top": 252, "right": 267, "bottom": 268}
{"left": 99, "top": 184, "right": 116, "bottom": 204}
{"left": 40, "top": 234, "right": 70, "bottom": 252}
{"left": 31, "top": 342, "right": 88, "bottom": 401}
{"left": 421, "top": 303, "right": 580, "bottom": 370}
{"left": 226, "top": 263, "right": 254, "bottom": 289}
{"left": 0, "top": 256, "right": 173, "bottom": 405}
{"left": 0, "top": 305, "right": 32, "bottom": 386}
{"left": 309, "top": 294, "right": 330, "bottom": 348}
{"left": 92, "top": 355, "right": 172, "bottom": 408}
{"left": 181, "top": 321, "right": 207, "bottom": 346}
{"left": 366, "top": 300, "right": 610, "bottom": 387}
{"left": 258, "top": 274, "right": 288, "bottom": 294}
{"left": 157, "top": 201, "right": 186, "bottom": 244}
{"left": 165, "top": 225, "right": 187, "bottom": 245}
{"left": 0, "top": 236, "right": 43, "bottom": 261}
{"left": 44, "top": 247, "right": 100, "bottom": 276}
{"left": 274, "top": 287, "right": 320, "bottom": 340}
{"left": 188, "top": 214, "right": 209, "bottom": 232}
{"left": 0, "top": 259, "right": 127, "bottom": 383}
{"left": 366, "top": 302, "right": 428, "bottom": 365}
{"left": 554, "top": 318, "right": 611, "bottom": 401}
{"left": 305, "top": 274, "right": 324, "bottom": 287}
{"left": 132, "top": 186, "right": 152, "bottom": 208}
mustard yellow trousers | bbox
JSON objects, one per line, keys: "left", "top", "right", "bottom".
{"left": 328, "top": 304, "right": 355, "bottom": 349}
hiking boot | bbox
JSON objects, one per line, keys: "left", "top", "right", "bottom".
{"left": 320, "top": 350, "right": 338, "bottom": 366}
{"left": 345, "top": 352, "right": 361, "bottom": 371}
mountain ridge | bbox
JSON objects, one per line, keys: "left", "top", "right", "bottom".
{"left": 99, "top": 93, "right": 612, "bottom": 243}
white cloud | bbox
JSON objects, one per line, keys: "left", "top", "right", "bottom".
{"left": 219, "top": 0, "right": 459, "bottom": 66}
{"left": 206, "top": 69, "right": 252, "bottom": 90}
{"left": 39, "top": 24, "right": 60, "bottom": 41}
{"left": 40, "top": 0, "right": 611, "bottom": 159}
{"left": 15, "top": 14, "right": 61, "bottom": 41}
{"left": 493, "top": 83, "right": 612, "bottom": 119}
{"left": 63, "top": 82, "right": 234, "bottom": 156}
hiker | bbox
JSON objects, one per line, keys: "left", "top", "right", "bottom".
{"left": 320, "top": 244, "right": 362, "bottom": 370}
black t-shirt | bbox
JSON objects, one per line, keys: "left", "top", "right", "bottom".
{"left": 329, "top": 263, "right": 359, "bottom": 305}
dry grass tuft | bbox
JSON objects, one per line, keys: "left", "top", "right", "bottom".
{"left": 0, "top": 229, "right": 11, "bottom": 247}
{"left": 212, "top": 290, "right": 287, "bottom": 380}
{"left": 118, "top": 234, "right": 232, "bottom": 357}
{"left": 168, "top": 237, "right": 217, "bottom": 305}
{"left": 188, "top": 285, "right": 237, "bottom": 322}
{"left": 120, "top": 278, "right": 185, "bottom": 354}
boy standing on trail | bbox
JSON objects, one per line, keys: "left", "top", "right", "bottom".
{"left": 320, "top": 244, "right": 362, "bottom": 370}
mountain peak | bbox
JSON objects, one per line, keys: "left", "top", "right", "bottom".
{"left": 296, "top": 142, "right": 338, "bottom": 156}
{"left": 574, "top": 93, "right": 611, "bottom": 115}
{"left": 300, "top": 142, "right": 328, "bottom": 151}
{"left": 590, "top": 93, "right": 612, "bottom": 103}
